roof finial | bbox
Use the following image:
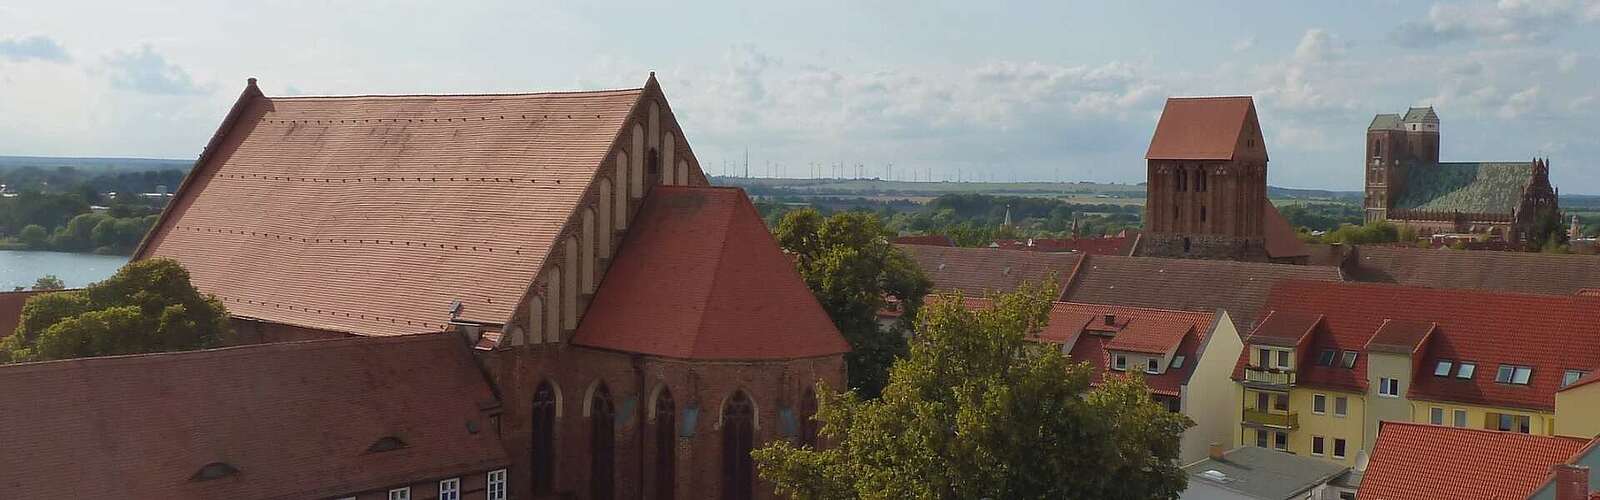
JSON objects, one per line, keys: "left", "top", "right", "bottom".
{"left": 247, "top": 77, "right": 258, "bottom": 88}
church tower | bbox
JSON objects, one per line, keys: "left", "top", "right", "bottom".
{"left": 1139, "top": 96, "right": 1270, "bottom": 260}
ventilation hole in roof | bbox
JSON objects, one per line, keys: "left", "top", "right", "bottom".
{"left": 366, "top": 436, "right": 408, "bottom": 453}
{"left": 189, "top": 462, "right": 239, "bottom": 482}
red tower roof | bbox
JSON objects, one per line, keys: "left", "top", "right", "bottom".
{"left": 1145, "top": 96, "right": 1262, "bottom": 160}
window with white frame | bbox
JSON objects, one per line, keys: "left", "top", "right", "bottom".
{"left": 1146, "top": 358, "right": 1160, "bottom": 374}
{"left": 388, "top": 487, "right": 411, "bottom": 500}
{"left": 1379, "top": 377, "right": 1400, "bottom": 397}
{"left": 1274, "top": 431, "right": 1288, "bottom": 451}
{"left": 1453, "top": 409, "right": 1467, "bottom": 427}
{"left": 1341, "top": 351, "right": 1358, "bottom": 369}
{"left": 1434, "top": 360, "right": 1453, "bottom": 377}
{"left": 487, "top": 469, "right": 507, "bottom": 500}
{"left": 1275, "top": 350, "right": 1291, "bottom": 369}
{"left": 1312, "top": 436, "right": 1325, "bottom": 456}
{"left": 1114, "top": 354, "right": 1127, "bottom": 371}
{"left": 1457, "top": 362, "right": 1476, "bottom": 379}
{"left": 438, "top": 478, "right": 460, "bottom": 500}
{"left": 1171, "top": 355, "right": 1186, "bottom": 369}
{"left": 1318, "top": 349, "right": 1336, "bottom": 366}
{"left": 1313, "top": 394, "right": 1326, "bottom": 414}
{"left": 1333, "top": 438, "right": 1347, "bottom": 459}
{"left": 1334, "top": 396, "right": 1348, "bottom": 417}
{"left": 1430, "top": 407, "right": 1443, "bottom": 425}
{"left": 1495, "top": 365, "right": 1532, "bottom": 385}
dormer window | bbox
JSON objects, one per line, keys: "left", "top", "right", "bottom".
{"left": 1113, "top": 354, "right": 1127, "bottom": 371}
{"left": 1146, "top": 358, "right": 1160, "bottom": 374}
{"left": 1317, "top": 349, "right": 1336, "bottom": 366}
{"left": 1433, "top": 360, "right": 1453, "bottom": 377}
{"left": 1563, "top": 370, "right": 1588, "bottom": 388}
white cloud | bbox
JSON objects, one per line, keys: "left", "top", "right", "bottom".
{"left": 1500, "top": 85, "right": 1542, "bottom": 118}
{"left": 0, "top": 35, "right": 70, "bottom": 62}
{"left": 1391, "top": 0, "right": 1600, "bottom": 47}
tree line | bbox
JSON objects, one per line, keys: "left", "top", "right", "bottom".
{"left": 0, "top": 191, "right": 163, "bottom": 254}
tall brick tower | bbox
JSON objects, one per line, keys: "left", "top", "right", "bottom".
{"left": 1364, "top": 107, "right": 1437, "bottom": 223}
{"left": 1139, "top": 96, "right": 1272, "bottom": 261}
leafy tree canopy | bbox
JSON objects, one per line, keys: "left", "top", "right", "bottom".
{"left": 754, "top": 281, "right": 1194, "bottom": 500}
{"left": 776, "top": 208, "right": 931, "bottom": 398}
{"left": 31, "top": 275, "right": 65, "bottom": 291}
{"left": 1, "top": 258, "right": 231, "bottom": 363}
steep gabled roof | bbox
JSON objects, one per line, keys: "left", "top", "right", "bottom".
{"left": 1402, "top": 106, "right": 1439, "bottom": 123}
{"left": 1061, "top": 254, "right": 1344, "bottom": 332}
{"left": 0, "top": 334, "right": 507, "bottom": 499}
{"left": 1392, "top": 162, "right": 1536, "bottom": 214}
{"left": 1249, "top": 280, "right": 1600, "bottom": 409}
{"left": 1368, "top": 114, "right": 1404, "bottom": 131}
{"left": 135, "top": 79, "right": 653, "bottom": 335}
{"left": 1348, "top": 246, "right": 1600, "bottom": 296}
{"left": 571, "top": 186, "right": 848, "bottom": 360}
{"left": 896, "top": 244, "right": 1082, "bottom": 297}
{"left": 1360, "top": 422, "right": 1588, "bottom": 500}
{"left": 1145, "top": 96, "right": 1258, "bottom": 160}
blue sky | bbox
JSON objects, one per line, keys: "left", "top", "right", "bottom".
{"left": 2, "top": 1, "right": 1598, "bottom": 192}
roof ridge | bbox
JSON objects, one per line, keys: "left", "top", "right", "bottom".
{"left": 268, "top": 87, "right": 645, "bottom": 100}
{"left": 1384, "top": 421, "right": 1590, "bottom": 443}
{"left": 1054, "top": 300, "right": 1214, "bottom": 319}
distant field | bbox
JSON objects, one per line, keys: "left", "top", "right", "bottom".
{"left": 0, "top": 155, "right": 192, "bottom": 172}
{"left": 714, "top": 176, "right": 1363, "bottom": 205}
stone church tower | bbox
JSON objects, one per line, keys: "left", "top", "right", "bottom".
{"left": 1138, "top": 96, "right": 1274, "bottom": 261}
{"left": 1364, "top": 107, "right": 1439, "bottom": 222}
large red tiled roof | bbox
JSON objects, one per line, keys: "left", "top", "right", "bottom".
{"left": 572, "top": 186, "right": 848, "bottom": 359}
{"left": 897, "top": 244, "right": 1083, "bottom": 297}
{"left": 1247, "top": 280, "right": 1600, "bottom": 410}
{"left": 1061, "top": 254, "right": 1344, "bottom": 333}
{"left": 1145, "top": 96, "right": 1257, "bottom": 160}
{"left": 136, "top": 80, "right": 650, "bottom": 336}
{"left": 1359, "top": 422, "right": 1589, "bottom": 500}
{"left": 992, "top": 237, "right": 1134, "bottom": 256}
{"left": 0, "top": 333, "right": 507, "bottom": 499}
{"left": 1263, "top": 202, "right": 1310, "bottom": 258}
{"left": 966, "top": 298, "right": 1216, "bottom": 397}
{"left": 1246, "top": 310, "right": 1322, "bottom": 347}
{"left": 1347, "top": 246, "right": 1600, "bottom": 296}
{"left": 1365, "top": 319, "right": 1435, "bottom": 354}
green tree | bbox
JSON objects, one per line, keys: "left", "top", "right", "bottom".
{"left": 1, "top": 258, "right": 230, "bottom": 363}
{"left": 31, "top": 275, "right": 65, "bottom": 291}
{"left": 17, "top": 224, "right": 49, "bottom": 249}
{"left": 754, "top": 281, "right": 1193, "bottom": 500}
{"left": 777, "top": 209, "right": 932, "bottom": 398}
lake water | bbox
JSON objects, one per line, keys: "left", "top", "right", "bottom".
{"left": 0, "top": 250, "right": 129, "bottom": 290}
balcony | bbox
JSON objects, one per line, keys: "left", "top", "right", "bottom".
{"left": 1243, "top": 408, "right": 1299, "bottom": 429}
{"left": 1242, "top": 366, "right": 1296, "bottom": 390}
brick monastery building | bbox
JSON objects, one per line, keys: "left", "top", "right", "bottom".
{"left": 1136, "top": 96, "right": 1309, "bottom": 264}
{"left": 0, "top": 75, "right": 848, "bottom": 499}
{"left": 1363, "top": 107, "right": 1560, "bottom": 241}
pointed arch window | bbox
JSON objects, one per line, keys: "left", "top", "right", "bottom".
{"left": 722, "top": 391, "right": 755, "bottom": 500}
{"left": 648, "top": 148, "right": 661, "bottom": 177}
{"left": 531, "top": 381, "right": 558, "bottom": 493}
{"left": 591, "top": 383, "right": 616, "bottom": 500}
{"left": 655, "top": 387, "right": 677, "bottom": 500}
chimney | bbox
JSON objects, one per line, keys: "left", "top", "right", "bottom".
{"left": 1554, "top": 464, "right": 1589, "bottom": 500}
{"left": 1208, "top": 442, "right": 1225, "bottom": 461}
{"left": 1103, "top": 314, "right": 1116, "bottom": 326}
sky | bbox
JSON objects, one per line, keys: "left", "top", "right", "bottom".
{"left": 1, "top": 1, "right": 1598, "bottom": 192}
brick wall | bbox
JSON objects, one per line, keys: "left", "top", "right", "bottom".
{"left": 478, "top": 345, "right": 846, "bottom": 500}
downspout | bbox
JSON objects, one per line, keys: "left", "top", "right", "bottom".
{"left": 633, "top": 353, "right": 647, "bottom": 500}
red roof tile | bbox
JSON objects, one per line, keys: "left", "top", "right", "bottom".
{"left": 1359, "top": 422, "right": 1589, "bottom": 500}
{"left": 1247, "top": 280, "right": 1600, "bottom": 410}
{"left": 0, "top": 333, "right": 507, "bottom": 499}
{"left": 1247, "top": 310, "right": 1323, "bottom": 347}
{"left": 1365, "top": 319, "right": 1435, "bottom": 354}
{"left": 991, "top": 237, "right": 1134, "bottom": 256}
{"left": 892, "top": 234, "right": 955, "bottom": 247}
{"left": 1348, "top": 246, "right": 1600, "bottom": 296}
{"left": 964, "top": 298, "right": 1216, "bottom": 396}
{"left": 1061, "top": 254, "right": 1344, "bottom": 333}
{"left": 897, "top": 244, "right": 1083, "bottom": 297}
{"left": 1263, "top": 202, "right": 1310, "bottom": 258}
{"left": 572, "top": 186, "right": 848, "bottom": 360}
{"left": 1145, "top": 96, "right": 1260, "bottom": 160}
{"left": 136, "top": 80, "right": 652, "bottom": 336}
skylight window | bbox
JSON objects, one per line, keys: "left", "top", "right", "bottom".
{"left": 1496, "top": 365, "right": 1515, "bottom": 383}
{"left": 1318, "top": 350, "right": 1336, "bottom": 367}
{"left": 1457, "top": 362, "right": 1475, "bottom": 379}
{"left": 1513, "top": 367, "right": 1532, "bottom": 385}
{"left": 1564, "top": 370, "right": 1589, "bottom": 388}
{"left": 1171, "top": 355, "right": 1186, "bottom": 369}
{"left": 1340, "top": 351, "right": 1358, "bottom": 369}
{"left": 1434, "top": 360, "right": 1453, "bottom": 377}
{"left": 1496, "top": 365, "right": 1533, "bottom": 385}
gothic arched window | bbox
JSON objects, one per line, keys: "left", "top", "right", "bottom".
{"left": 591, "top": 383, "right": 616, "bottom": 500}
{"left": 532, "top": 381, "right": 558, "bottom": 493}
{"left": 722, "top": 391, "right": 755, "bottom": 500}
{"left": 655, "top": 388, "right": 677, "bottom": 500}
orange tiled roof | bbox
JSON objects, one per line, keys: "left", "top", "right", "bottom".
{"left": 0, "top": 333, "right": 507, "bottom": 498}
{"left": 1359, "top": 422, "right": 1589, "bottom": 500}
{"left": 1145, "top": 96, "right": 1258, "bottom": 160}
{"left": 965, "top": 298, "right": 1216, "bottom": 397}
{"left": 1243, "top": 280, "right": 1600, "bottom": 409}
{"left": 1263, "top": 202, "right": 1310, "bottom": 258}
{"left": 1062, "top": 254, "right": 1344, "bottom": 333}
{"left": 1348, "top": 246, "right": 1600, "bottom": 296}
{"left": 572, "top": 186, "right": 848, "bottom": 359}
{"left": 136, "top": 80, "right": 652, "bottom": 336}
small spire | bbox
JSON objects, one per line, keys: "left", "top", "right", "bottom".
{"left": 247, "top": 77, "right": 258, "bottom": 88}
